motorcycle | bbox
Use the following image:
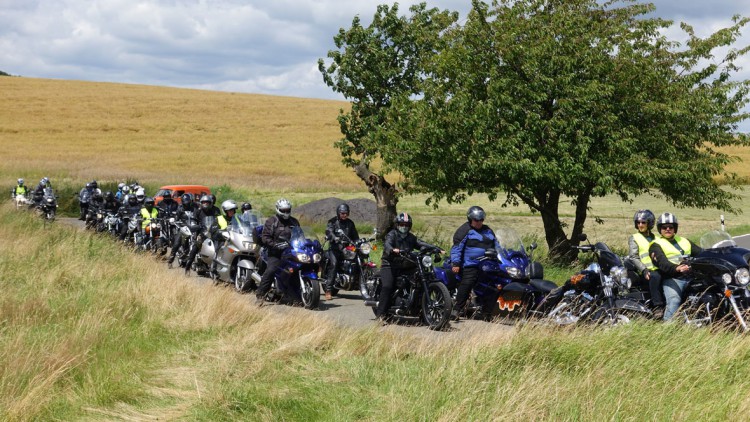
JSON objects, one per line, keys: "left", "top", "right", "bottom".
{"left": 319, "top": 230, "right": 378, "bottom": 298}
{"left": 257, "top": 226, "right": 323, "bottom": 309}
{"left": 36, "top": 187, "right": 58, "bottom": 222}
{"left": 13, "top": 193, "right": 29, "bottom": 210}
{"left": 434, "top": 227, "right": 556, "bottom": 320}
{"left": 101, "top": 210, "right": 122, "bottom": 236}
{"left": 171, "top": 211, "right": 201, "bottom": 269}
{"left": 196, "top": 212, "right": 263, "bottom": 292}
{"left": 678, "top": 230, "right": 750, "bottom": 331}
{"left": 538, "top": 234, "right": 651, "bottom": 326}
{"left": 362, "top": 246, "right": 453, "bottom": 331}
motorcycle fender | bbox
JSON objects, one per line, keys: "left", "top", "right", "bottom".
{"left": 237, "top": 259, "right": 256, "bottom": 270}
{"left": 200, "top": 239, "right": 216, "bottom": 259}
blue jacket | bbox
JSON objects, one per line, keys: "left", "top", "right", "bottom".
{"left": 451, "top": 224, "right": 500, "bottom": 268}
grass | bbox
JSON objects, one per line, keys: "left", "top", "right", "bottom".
{"left": 4, "top": 203, "right": 750, "bottom": 420}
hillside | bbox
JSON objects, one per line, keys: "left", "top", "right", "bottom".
{"left": 0, "top": 77, "right": 360, "bottom": 191}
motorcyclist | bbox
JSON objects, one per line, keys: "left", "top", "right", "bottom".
{"left": 11, "top": 178, "right": 29, "bottom": 199}
{"left": 134, "top": 188, "right": 146, "bottom": 206}
{"left": 139, "top": 197, "right": 161, "bottom": 246}
{"left": 205, "top": 200, "right": 243, "bottom": 277}
{"left": 184, "top": 195, "right": 227, "bottom": 275}
{"left": 624, "top": 209, "right": 665, "bottom": 318}
{"left": 167, "top": 193, "right": 199, "bottom": 267}
{"left": 115, "top": 184, "right": 129, "bottom": 204}
{"left": 255, "top": 198, "right": 300, "bottom": 306}
{"left": 159, "top": 191, "right": 180, "bottom": 216}
{"left": 101, "top": 191, "right": 120, "bottom": 213}
{"left": 85, "top": 190, "right": 105, "bottom": 226}
{"left": 78, "top": 182, "right": 95, "bottom": 220}
{"left": 241, "top": 202, "right": 259, "bottom": 225}
{"left": 450, "top": 206, "right": 500, "bottom": 320}
{"left": 648, "top": 212, "right": 703, "bottom": 321}
{"left": 375, "top": 212, "right": 443, "bottom": 324}
{"left": 118, "top": 194, "right": 142, "bottom": 241}
{"left": 31, "top": 177, "right": 51, "bottom": 207}
{"left": 323, "top": 203, "right": 360, "bottom": 300}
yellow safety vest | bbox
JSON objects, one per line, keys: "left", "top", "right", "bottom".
{"left": 15, "top": 186, "right": 29, "bottom": 196}
{"left": 217, "top": 215, "right": 228, "bottom": 230}
{"left": 140, "top": 208, "right": 159, "bottom": 228}
{"left": 632, "top": 232, "right": 658, "bottom": 271}
{"left": 653, "top": 236, "right": 692, "bottom": 265}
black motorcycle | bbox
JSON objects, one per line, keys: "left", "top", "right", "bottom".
{"left": 319, "top": 230, "right": 378, "bottom": 298}
{"left": 362, "top": 246, "right": 453, "bottom": 331}
{"left": 679, "top": 230, "right": 750, "bottom": 331}
{"left": 37, "top": 187, "right": 58, "bottom": 222}
{"left": 538, "top": 234, "right": 651, "bottom": 325}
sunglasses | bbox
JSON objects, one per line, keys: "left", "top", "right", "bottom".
{"left": 636, "top": 220, "right": 648, "bottom": 225}
{"left": 660, "top": 225, "right": 675, "bottom": 230}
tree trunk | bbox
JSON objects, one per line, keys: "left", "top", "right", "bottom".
{"left": 353, "top": 160, "right": 397, "bottom": 240}
{"left": 536, "top": 189, "right": 577, "bottom": 264}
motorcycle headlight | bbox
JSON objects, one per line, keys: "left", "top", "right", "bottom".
{"left": 296, "top": 253, "right": 311, "bottom": 263}
{"left": 169, "top": 217, "right": 175, "bottom": 223}
{"left": 343, "top": 249, "right": 357, "bottom": 260}
{"left": 507, "top": 267, "right": 522, "bottom": 279}
{"left": 421, "top": 255, "right": 433, "bottom": 267}
{"left": 610, "top": 266, "right": 629, "bottom": 288}
{"left": 313, "top": 253, "right": 322, "bottom": 263}
{"left": 734, "top": 268, "right": 750, "bottom": 286}
{"left": 242, "top": 241, "right": 255, "bottom": 250}
{"left": 722, "top": 273, "right": 733, "bottom": 285}
{"left": 360, "top": 242, "right": 372, "bottom": 255}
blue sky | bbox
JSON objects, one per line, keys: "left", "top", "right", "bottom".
{"left": 2, "top": 0, "right": 749, "bottom": 129}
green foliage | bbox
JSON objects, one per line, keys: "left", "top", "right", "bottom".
{"left": 321, "top": 0, "right": 750, "bottom": 262}
{"left": 0, "top": 70, "right": 10, "bottom": 77}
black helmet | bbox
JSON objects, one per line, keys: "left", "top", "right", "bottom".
{"left": 93, "top": 191, "right": 103, "bottom": 200}
{"left": 105, "top": 191, "right": 114, "bottom": 201}
{"left": 91, "top": 180, "right": 98, "bottom": 189}
{"left": 395, "top": 212, "right": 412, "bottom": 234}
{"left": 144, "top": 197, "right": 155, "bottom": 207}
{"left": 656, "top": 212, "right": 679, "bottom": 233}
{"left": 337, "top": 203, "right": 350, "bottom": 217}
{"left": 200, "top": 194, "right": 213, "bottom": 211}
{"left": 85, "top": 182, "right": 92, "bottom": 190}
{"left": 633, "top": 209, "right": 655, "bottom": 230}
{"left": 210, "top": 194, "right": 217, "bottom": 204}
{"left": 182, "top": 193, "right": 193, "bottom": 205}
{"left": 241, "top": 202, "right": 252, "bottom": 211}
{"left": 127, "top": 195, "right": 138, "bottom": 205}
{"left": 163, "top": 191, "right": 172, "bottom": 199}
{"left": 467, "top": 206, "right": 486, "bottom": 222}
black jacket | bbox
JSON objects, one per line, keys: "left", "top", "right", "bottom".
{"left": 382, "top": 229, "right": 438, "bottom": 268}
{"left": 326, "top": 216, "right": 359, "bottom": 249}
{"left": 261, "top": 215, "right": 300, "bottom": 256}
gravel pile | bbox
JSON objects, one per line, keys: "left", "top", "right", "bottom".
{"left": 295, "top": 197, "right": 377, "bottom": 225}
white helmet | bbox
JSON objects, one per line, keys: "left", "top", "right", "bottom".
{"left": 221, "top": 199, "right": 238, "bottom": 213}
{"left": 121, "top": 185, "right": 131, "bottom": 194}
{"left": 17, "top": 178, "right": 24, "bottom": 185}
{"left": 275, "top": 198, "right": 292, "bottom": 220}
{"left": 118, "top": 182, "right": 125, "bottom": 190}
{"left": 135, "top": 188, "right": 145, "bottom": 201}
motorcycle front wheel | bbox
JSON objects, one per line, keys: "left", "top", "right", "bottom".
{"left": 421, "top": 282, "right": 452, "bottom": 331}
{"left": 301, "top": 276, "right": 320, "bottom": 310}
{"left": 360, "top": 267, "right": 377, "bottom": 301}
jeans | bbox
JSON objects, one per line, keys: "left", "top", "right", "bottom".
{"left": 663, "top": 277, "right": 688, "bottom": 321}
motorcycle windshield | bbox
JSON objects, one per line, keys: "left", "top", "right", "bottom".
{"left": 230, "top": 215, "right": 260, "bottom": 236}
{"left": 495, "top": 228, "right": 525, "bottom": 257}
{"left": 43, "top": 187, "right": 55, "bottom": 199}
{"left": 239, "top": 211, "right": 262, "bottom": 228}
{"left": 202, "top": 216, "right": 216, "bottom": 230}
{"left": 595, "top": 242, "right": 623, "bottom": 270}
{"left": 290, "top": 226, "right": 307, "bottom": 248}
{"left": 700, "top": 230, "right": 737, "bottom": 249}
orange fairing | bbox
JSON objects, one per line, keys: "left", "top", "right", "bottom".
{"left": 498, "top": 297, "right": 522, "bottom": 311}
{"left": 570, "top": 274, "right": 585, "bottom": 285}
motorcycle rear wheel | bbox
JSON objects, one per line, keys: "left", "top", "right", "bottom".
{"left": 421, "top": 282, "right": 452, "bottom": 331}
{"left": 301, "top": 276, "right": 320, "bottom": 310}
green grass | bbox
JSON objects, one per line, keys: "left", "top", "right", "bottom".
{"left": 4, "top": 204, "right": 750, "bottom": 421}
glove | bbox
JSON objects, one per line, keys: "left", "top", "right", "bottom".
{"left": 274, "top": 241, "right": 290, "bottom": 250}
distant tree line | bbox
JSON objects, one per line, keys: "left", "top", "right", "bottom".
{"left": 0, "top": 70, "right": 12, "bottom": 77}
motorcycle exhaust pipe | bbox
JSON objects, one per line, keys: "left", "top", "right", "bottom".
{"left": 250, "top": 272, "right": 262, "bottom": 283}
{"left": 363, "top": 300, "right": 377, "bottom": 307}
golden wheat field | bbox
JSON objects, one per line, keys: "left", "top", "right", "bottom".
{"left": 0, "top": 77, "right": 361, "bottom": 191}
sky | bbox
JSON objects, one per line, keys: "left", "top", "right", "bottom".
{"left": 2, "top": 0, "right": 750, "bottom": 128}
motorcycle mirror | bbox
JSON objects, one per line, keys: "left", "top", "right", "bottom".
{"left": 221, "top": 231, "right": 230, "bottom": 240}
{"left": 529, "top": 242, "right": 538, "bottom": 250}
{"left": 578, "top": 233, "right": 588, "bottom": 242}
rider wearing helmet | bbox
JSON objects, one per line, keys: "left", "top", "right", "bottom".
{"left": 375, "top": 212, "right": 443, "bottom": 323}
{"left": 323, "top": 203, "right": 360, "bottom": 300}
{"left": 11, "top": 178, "right": 29, "bottom": 199}
{"left": 167, "top": 193, "right": 199, "bottom": 267}
{"left": 449, "top": 206, "right": 500, "bottom": 319}
{"left": 184, "top": 195, "right": 227, "bottom": 275}
{"left": 118, "top": 194, "right": 143, "bottom": 241}
{"left": 135, "top": 188, "right": 146, "bottom": 205}
{"left": 78, "top": 182, "right": 95, "bottom": 221}
{"left": 625, "top": 209, "right": 664, "bottom": 317}
{"left": 159, "top": 191, "right": 179, "bottom": 215}
{"left": 116, "top": 185, "right": 131, "bottom": 204}
{"left": 255, "top": 198, "right": 300, "bottom": 306}
{"left": 649, "top": 212, "right": 703, "bottom": 320}
{"left": 102, "top": 191, "right": 119, "bottom": 213}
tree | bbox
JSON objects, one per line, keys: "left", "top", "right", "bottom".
{"left": 373, "top": 0, "right": 750, "bottom": 261}
{"left": 318, "top": 3, "right": 458, "bottom": 237}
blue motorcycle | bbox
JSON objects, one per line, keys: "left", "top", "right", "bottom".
{"left": 434, "top": 227, "right": 556, "bottom": 320}
{"left": 257, "top": 226, "right": 323, "bottom": 309}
